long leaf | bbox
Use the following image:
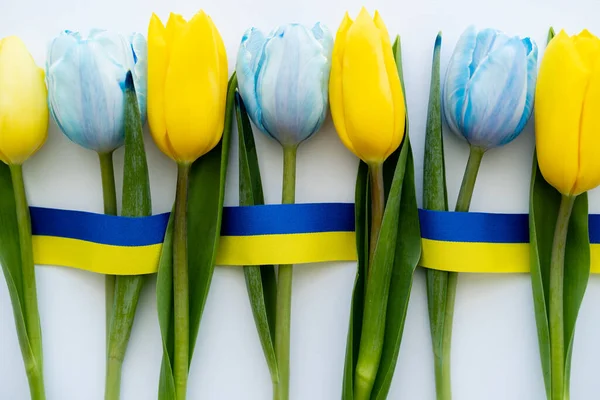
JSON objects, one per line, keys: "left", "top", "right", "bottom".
{"left": 236, "top": 91, "right": 279, "bottom": 383}
{"left": 188, "top": 73, "right": 237, "bottom": 357}
{"left": 370, "top": 36, "right": 422, "bottom": 398}
{"left": 157, "top": 213, "right": 176, "bottom": 400}
{"left": 342, "top": 161, "right": 370, "bottom": 400}
{"left": 529, "top": 152, "right": 590, "bottom": 400}
{"left": 107, "top": 72, "right": 153, "bottom": 383}
{"left": 0, "top": 163, "right": 38, "bottom": 379}
{"left": 421, "top": 33, "right": 452, "bottom": 394}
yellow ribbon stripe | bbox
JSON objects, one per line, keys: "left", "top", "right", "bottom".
{"left": 32, "top": 232, "right": 357, "bottom": 275}
{"left": 32, "top": 234, "right": 600, "bottom": 275}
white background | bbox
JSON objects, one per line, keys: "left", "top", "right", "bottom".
{"left": 1, "top": 0, "right": 600, "bottom": 399}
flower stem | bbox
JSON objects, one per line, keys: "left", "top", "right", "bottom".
{"left": 352, "top": 162, "right": 385, "bottom": 400}
{"left": 274, "top": 146, "right": 297, "bottom": 400}
{"left": 10, "top": 164, "right": 45, "bottom": 400}
{"left": 549, "top": 195, "right": 575, "bottom": 400}
{"left": 174, "top": 162, "right": 191, "bottom": 400}
{"left": 99, "top": 152, "right": 118, "bottom": 342}
{"left": 368, "top": 163, "right": 385, "bottom": 274}
{"left": 104, "top": 357, "right": 122, "bottom": 400}
{"left": 437, "top": 146, "right": 485, "bottom": 400}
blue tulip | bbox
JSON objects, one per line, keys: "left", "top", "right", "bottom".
{"left": 46, "top": 29, "right": 147, "bottom": 153}
{"left": 443, "top": 26, "right": 538, "bottom": 149}
{"left": 236, "top": 23, "right": 333, "bottom": 147}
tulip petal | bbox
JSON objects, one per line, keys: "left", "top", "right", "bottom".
{"left": 374, "top": 10, "right": 405, "bottom": 158}
{"left": 257, "top": 24, "right": 330, "bottom": 145}
{"left": 339, "top": 8, "right": 397, "bottom": 163}
{"left": 329, "top": 13, "right": 355, "bottom": 155}
{"left": 471, "top": 29, "right": 497, "bottom": 72}
{"left": 47, "top": 31, "right": 80, "bottom": 69}
{"left": 535, "top": 33, "right": 588, "bottom": 196}
{"left": 513, "top": 38, "right": 538, "bottom": 136}
{"left": 89, "top": 30, "right": 135, "bottom": 70}
{"left": 129, "top": 32, "right": 148, "bottom": 123}
{"left": 164, "top": 11, "right": 225, "bottom": 162}
{"left": 165, "top": 13, "right": 188, "bottom": 54}
{"left": 573, "top": 51, "right": 600, "bottom": 195}
{"left": 147, "top": 13, "right": 173, "bottom": 158}
{"left": 47, "top": 42, "right": 126, "bottom": 152}
{"left": 573, "top": 29, "right": 600, "bottom": 70}
{"left": 0, "top": 37, "right": 48, "bottom": 164}
{"left": 236, "top": 28, "right": 268, "bottom": 133}
{"left": 461, "top": 37, "right": 527, "bottom": 148}
{"left": 205, "top": 13, "right": 229, "bottom": 152}
{"left": 312, "top": 22, "right": 333, "bottom": 58}
{"left": 443, "top": 25, "right": 477, "bottom": 137}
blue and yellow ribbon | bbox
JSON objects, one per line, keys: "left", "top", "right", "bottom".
{"left": 31, "top": 203, "right": 356, "bottom": 275}
{"left": 29, "top": 203, "right": 600, "bottom": 275}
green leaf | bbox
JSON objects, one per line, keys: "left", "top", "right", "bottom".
{"left": 421, "top": 32, "right": 453, "bottom": 396}
{"left": 236, "top": 91, "right": 279, "bottom": 383}
{"left": 342, "top": 161, "right": 370, "bottom": 400}
{"left": 370, "top": 35, "right": 422, "bottom": 399}
{"left": 529, "top": 152, "right": 590, "bottom": 400}
{"left": 106, "top": 72, "right": 153, "bottom": 393}
{"left": 156, "top": 213, "right": 176, "bottom": 400}
{"left": 0, "top": 162, "right": 38, "bottom": 375}
{"left": 188, "top": 73, "right": 237, "bottom": 357}
{"left": 157, "top": 74, "right": 237, "bottom": 398}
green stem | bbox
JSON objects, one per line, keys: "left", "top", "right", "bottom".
{"left": 549, "top": 195, "right": 575, "bottom": 400}
{"left": 368, "top": 163, "right": 384, "bottom": 275}
{"left": 274, "top": 146, "right": 297, "bottom": 400}
{"left": 353, "top": 163, "right": 386, "bottom": 400}
{"left": 174, "top": 163, "right": 191, "bottom": 400}
{"left": 99, "top": 152, "right": 118, "bottom": 342}
{"left": 10, "top": 164, "right": 45, "bottom": 400}
{"left": 438, "top": 146, "right": 485, "bottom": 400}
{"left": 104, "top": 357, "right": 122, "bottom": 400}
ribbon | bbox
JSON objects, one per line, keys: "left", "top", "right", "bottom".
{"left": 31, "top": 203, "right": 357, "bottom": 275}
{"left": 29, "top": 204, "right": 600, "bottom": 275}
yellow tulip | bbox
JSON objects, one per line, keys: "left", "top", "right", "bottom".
{"left": 0, "top": 36, "right": 48, "bottom": 165}
{"left": 536, "top": 29, "right": 600, "bottom": 196}
{"left": 148, "top": 11, "right": 228, "bottom": 164}
{"left": 329, "top": 8, "right": 405, "bottom": 164}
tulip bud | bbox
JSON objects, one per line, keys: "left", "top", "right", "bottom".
{"left": 147, "top": 11, "right": 228, "bottom": 164}
{"left": 536, "top": 29, "right": 600, "bottom": 196}
{"left": 46, "top": 30, "right": 147, "bottom": 153}
{"left": 236, "top": 23, "right": 333, "bottom": 147}
{"left": 443, "top": 26, "right": 538, "bottom": 150}
{"left": 329, "top": 8, "right": 405, "bottom": 164}
{"left": 0, "top": 36, "right": 48, "bottom": 165}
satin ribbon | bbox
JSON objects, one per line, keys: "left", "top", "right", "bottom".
{"left": 29, "top": 204, "right": 600, "bottom": 275}
{"left": 31, "top": 203, "right": 356, "bottom": 275}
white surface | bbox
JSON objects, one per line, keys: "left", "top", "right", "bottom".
{"left": 1, "top": 0, "right": 600, "bottom": 399}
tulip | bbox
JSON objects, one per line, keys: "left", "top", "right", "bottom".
{"left": 237, "top": 23, "right": 332, "bottom": 146}
{"left": 426, "top": 27, "right": 537, "bottom": 400}
{"left": 0, "top": 36, "right": 48, "bottom": 165}
{"left": 443, "top": 26, "right": 538, "bottom": 150}
{"left": 236, "top": 22, "right": 332, "bottom": 400}
{"left": 46, "top": 29, "right": 148, "bottom": 366}
{"left": 148, "top": 11, "right": 228, "bottom": 164}
{"left": 148, "top": 11, "right": 229, "bottom": 400}
{"left": 0, "top": 36, "right": 48, "bottom": 400}
{"left": 536, "top": 29, "right": 600, "bottom": 197}
{"left": 329, "top": 7, "right": 405, "bottom": 164}
{"left": 534, "top": 28, "right": 600, "bottom": 400}
{"left": 330, "top": 9, "right": 406, "bottom": 400}
{"left": 46, "top": 29, "right": 147, "bottom": 153}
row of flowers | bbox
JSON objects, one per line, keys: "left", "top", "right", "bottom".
{"left": 0, "top": 6, "right": 595, "bottom": 400}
